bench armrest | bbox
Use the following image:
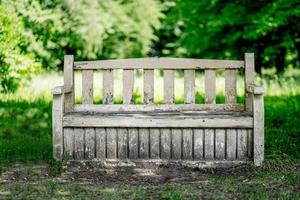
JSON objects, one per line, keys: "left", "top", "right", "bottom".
{"left": 52, "top": 86, "right": 64, "bottom": 95}
{"left": 246, "top": 84, "right": 264, "bottom": 95}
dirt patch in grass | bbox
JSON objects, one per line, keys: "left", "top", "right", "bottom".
{"left": 0, "top": 162, "right": 299, "bottom": 199}
{"left": 0, "top": 163, "right": 255, "bottom": 187}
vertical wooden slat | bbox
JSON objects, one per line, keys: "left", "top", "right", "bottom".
{"left": 106, "top": 128, "right": 117, "bottom": 159}
{"left": 103, "top": 69, "right": 114, "bottom": 104}
{"left": 117, "top": 128, "right": 128, "bottom": 159}
{"left": 182, "top": 129, "right": 193, "bottom": 160}
{"left": 123, "top": 69, "right": 134, "bottom": 104}
{"left": 144, "top": 70, "right": 154, "bottom": 104}
{"left": 237, "top": 129, "right": 248, "bottom": 159}
{"left": 247, "top": 129, "right": 253, "bottom": 157}
{"left": 160, "top": 128, "right": 171, "bottom": 159}
{"left": 95, "top": 128, "right": 106, "bottom": 159}
{"left": 184, "top": 70, "right": 195, "bottom": 104}
{"left": 128, "top": 128, "right": 139, "bottom": 159}
{"left": 74, "top": 128, "right": 84, "bottom": 159}
{"left": 225, "top": 69, "right": 237, "bottom": 104}
{"left": 226, "top": 129, "right": 237, "bottom": 160}
{"left": 245, "top": 53, "right": 255, "bottom": 112}
{"left": 171, "top": 129, "right": 182, "bottom": 160}
{"left": 139, "top": 128, "right": 149, "bottom": 158}
{"left": 204, "top": 129, "right": 214, "bottom": 160}
{"left": 215, "top": 129, "right": 225, "bottom": 160}
{"left": 164, "top": 70, "right": 174, "bottom": 104}
{"left": 64, "top": 55, "right": 74, "bottom": 112}
{"left": 194, "top": 129, "right": 204, "bottom": 160}
{"left": 63, "top": 128, "right": 74, "bottom": 159}
{"left": 52, "top": 91, "right": 63, "bottom": 160}
{"left": 205, "top": 69, "right": 216, "bottom": 104}
{"left": 253, "top": 94, "right": 264, "bottom": 166}
{"left": 85, "top": 128, "right": 95, "bottom": 159}
{"left": 82, "top": 70, "right": 94, "bottom": 104}
{"left": 150, "top": 128, "right": 160, "bottom": 159}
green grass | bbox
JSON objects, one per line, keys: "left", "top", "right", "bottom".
{"left": 0, "top": 182, "right": 195, "bottom": 200}
{"left": 0, "top": 100, "right": 52, "bottom": 165}
{"left": 0, "top": 69, "right": 300, "bottom": 199}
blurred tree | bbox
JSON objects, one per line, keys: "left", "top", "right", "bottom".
{"left": 154, "top": 0, "right": 300, "bottom": 73}
{"left": 0, "top": 0, "right": 163, "bottom": 93}
{"left": 0, "top": 4, "right": 40, "bottom": 93}
{"left": 11, "top": 0, "right": 163, "bottom": 69}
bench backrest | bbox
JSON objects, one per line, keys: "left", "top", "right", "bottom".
{"left": 63, "top": 53, "right": 255, "bottom": 113}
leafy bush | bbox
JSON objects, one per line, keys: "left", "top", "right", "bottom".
{"left": 0, "top": 4, "right": 40, "bottom": 93}
{"left": 155, "top": 0, "right": 300, "bottom": 72}
{"left": 10, "top": 0, "right": 163, "bottom": 69}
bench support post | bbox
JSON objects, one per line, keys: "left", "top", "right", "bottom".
{"left": 52, "top": 86, "right": 64, "bottom": 161}
{"left": 253, "top": 93, "right": 264, "bottom": 166}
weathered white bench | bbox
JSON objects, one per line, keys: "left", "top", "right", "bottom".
{"left": 52, "top": 53, "right": 264, "bottom": 167}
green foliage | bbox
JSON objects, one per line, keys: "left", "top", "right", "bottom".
{"left": 10, "top": 0, "right": 163, "bottom": 69}
{"left": 156, "top": 0, "right": 300, "bottom": 72}
{"left": 0, "top": 0, "right": 163, "bottom": 93}
{"left": 0, "top": 4, "right": 40, "bottom": 93}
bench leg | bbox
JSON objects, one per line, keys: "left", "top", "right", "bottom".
{"left": 52, "top": 93, "right": 64, "bottom": 161}
{"left": 253, "top": 94, "right": 264, "bottom": 166}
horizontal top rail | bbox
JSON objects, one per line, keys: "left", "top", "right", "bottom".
{"left": 73, "top": 104, "right": 245, "bottom": 113}
{"left": 73, "top": 57, "right": 244, "bottom": 70}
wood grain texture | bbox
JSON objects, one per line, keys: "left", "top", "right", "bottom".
{"left": 103, "top": 69, "right": 114, "bottom": 104}
{"left": 123, "top": 69, "right": 134, "bottom": 104}
{"left": 95, "top": 128, "right": 106, "bottom": 159}
{"left": 82, "top": 70, "right": 94, "bottom": 104}
{"left": 225, "top": 69, "right": 237, "bottom": 104}
{"left": 74, "top": 128, "right": 84, "bottom": 159}
{"left": 63, "top": 112, "right": 253, "bottom": 128}
{"left": 215, "top": 129, "right": 226, "bottom": 160}
{"left": 182, "top": 129, "right": 193, "bottom": 160}
{"left": 106, "top": 128, "right": 117, "bottom": 159}
{"left": 74, "top": 104, "right": 245, "bottom": 113}
{"left": 150, "top": 128, "right": 160, "bottom": 159}
{"left": 247, "top": 129, "right": 253, "bottom": 157}
{"left": 85, "top": 128, "right": 95, "bottom": 159}
{"left": 237, "top": 129, "right": 248, "bottom": 159}
{"left": 52, "top": 91, "right": 63, "bottom": 160}
{"left": 160, "top": 128, "right": 171, "bottom": 159}
{"left": 63, "top": 128, "right": 74, "bottom": 159}
{"left": 62, "top": 127, "right": 251, "bottom": 162}
{"left": 144, "top": 70, "right": 154, "bottom": 104}
{"left": 139, "top": 128, "right": 149, "bottom": 158}
{"left": 171, "top": 129, "right": 182, "bottom": 160}
{"left": 253, "top": 94, "right": 264, "bottom": 166}
{"left": 205, "top": 69, "right": 216, "bottom": 104}
{"left": 74, "top": 58, "right": 245, "bottom": 69}
{"left": 64, "top": 55, "right": 74, "bottom": 112}
{"left": 204, "top": 129, "right": 214, "bottom": 160}
{"left": 117, "top": 128, "right": 128, "bottom": 159}
{"left": 194, "top": 129, "right": 204, "bottom": 160}
{"left": 128, "top": 128, "right": 139, "bottom": 159}
{"left": 164, "top": 70, "right": 174, "bottom": 104}
{"left": 245, "top": 53, "right": 255, "bottom": 112}
{"left": 184, "top": 70, "right": 195, "bottom": 104}
{"left": 226, "top": 129, "right": 237, "bottom": 160}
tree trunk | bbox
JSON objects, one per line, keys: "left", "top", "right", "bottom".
{"left": 275, "top": 48, "right": 286, "bottom": 73}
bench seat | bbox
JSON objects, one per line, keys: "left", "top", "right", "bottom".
{"left": 63, "top": 111, "right": 253, "bottom": 128}
{"left": 52, "top": 54, "right": 264, "bottom": 166}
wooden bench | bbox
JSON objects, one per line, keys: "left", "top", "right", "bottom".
{"left": 52, "top": 53, "right": 264, "bottom": 167}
